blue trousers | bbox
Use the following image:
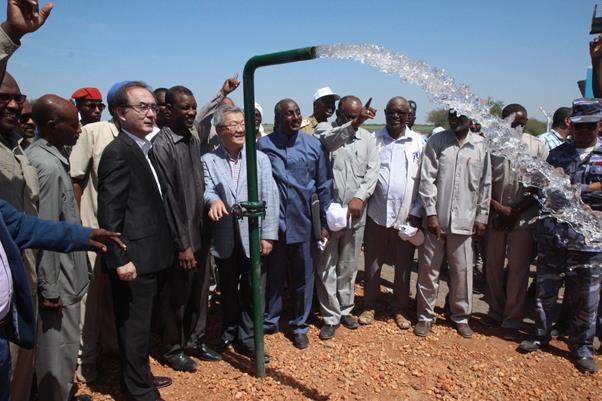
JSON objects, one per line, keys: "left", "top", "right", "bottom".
{"left": 264, "top": 235, "right": 314, "bottom": 335}
{"left": 0, "top": 326, "right": 9, "bottom": 401}
{"left": 536, "top": 249, "right": 602, "bottom": 358}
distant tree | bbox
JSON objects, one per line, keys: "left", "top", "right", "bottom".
{"left": 426, "top": 108, "right": 449, "bottom": 129}
{"left": 487, "top": 98, "right": 504, "bottom": 117}
{"left": 525, "top": 118, "right": 547, "bottom": 136}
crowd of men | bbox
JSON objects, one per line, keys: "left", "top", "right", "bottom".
{"left": 2, "top": 1, "right": 602, "bottom": 401}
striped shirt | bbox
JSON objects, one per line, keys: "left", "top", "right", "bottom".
{"left": 227, "top": 151, "right": 242, "bottom": 190}
{"left": 538, "top": 129, "right": 566, "bottom": 152}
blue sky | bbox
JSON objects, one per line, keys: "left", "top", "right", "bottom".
{"left": 3, "top": 0, "right": 598, "bottom": 125}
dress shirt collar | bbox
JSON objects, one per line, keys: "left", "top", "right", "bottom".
{"left": 124, "top": 129, "right": 152, "bottom": 155}
{"left": 272, "top": 130, "right": 299, "bottom": 145}
{"left": 163, "top": 126, "right": 192, "bottom": 144}
{"left": 550, "top": 129, "right": 566, "bottom": 142}
{"left": 380, "top": 126, "right": 413, "bottom": 143}
{"left": 442, "top": 129, "right": 480, "bottom": 147}
{"left": 37, "top": 138, "right": 70, "bottom": 167}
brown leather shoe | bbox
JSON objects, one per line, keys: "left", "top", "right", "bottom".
{"left": 358, "top": 309, "right": 375, "bottom": 325}
{"left": 414, "top": 320, "right": 431, "bottom": 337}
{"left": 456, "top": 323, "right": 474, "bottom": 338}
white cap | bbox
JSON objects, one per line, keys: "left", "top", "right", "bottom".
{"left": 254, "top": 102, "right": 263, "bottom": 116}
{"left": 326, "top": 203, "right": 348, "bottom": 232}
{"left": 313, "top": 87, "right": 340, "bottom": 102}
{"left": 398, "top": 224, "right": 425, "bottom": 247}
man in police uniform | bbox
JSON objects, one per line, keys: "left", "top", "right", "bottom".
{"left": 519, "top": 99, "right": 602, "bottom": 374}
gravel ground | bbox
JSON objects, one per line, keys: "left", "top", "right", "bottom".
{"left": 75, "top": 253, "right": 602, "bottom": 401}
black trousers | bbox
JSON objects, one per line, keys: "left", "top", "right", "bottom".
{"left": 216, "top": 233, "right": 264, "bottom": 352}
{"left": 160, "top": 248, "right": 210, "bottom": 360}
{"left": 110, "top": 271, "right": 163, "bottom": 401}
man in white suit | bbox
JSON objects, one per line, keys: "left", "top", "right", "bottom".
{"left": 201, "top": 105, "right": 279, "bottom": 362}
{"left": 359, "top": 96, "right": 424, "bottom": 330}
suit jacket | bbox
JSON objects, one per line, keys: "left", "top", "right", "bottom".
{"left": 201, "top": 146, "right": 279, "bottom": 259}
{"left": 97, "top": 131, "right": 173, "bottom": 274}
{"left": 0, "top": 199, "right": 90, "bottom": 348}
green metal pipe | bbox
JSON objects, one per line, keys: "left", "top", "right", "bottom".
{"left": 242, "top": 46, "right": 317, "bottom": 378}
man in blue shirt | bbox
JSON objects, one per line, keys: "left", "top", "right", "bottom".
{"left": 257, "top": 98, "right": 332, "bottom": 349}
{"left": 519, "top": 99, "right": 602, "bottom": 374}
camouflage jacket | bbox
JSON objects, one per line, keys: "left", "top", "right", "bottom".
{"left": 539, "top": 138, "right": 602, "bottom": 253}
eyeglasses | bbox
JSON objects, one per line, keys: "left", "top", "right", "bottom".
{"left": 0, "top": 93, "right": 27, "bottom": 105}
{"left": 125, "top": 103, "right": 158, "bottom": 115}
{"left": 385, "top": 109, "right": 408, "bottom": 117}
{"left": 19, "top": 113, "right": 32, "bottom": 123}
{"left": 83, "top": 102, "right": 106, "bottom": 111}
{"left": 219, "top": 122, "right": 245, "bottom": 131}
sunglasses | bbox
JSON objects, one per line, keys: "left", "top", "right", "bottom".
{"left": 0, "top": 93, "right": 27, "bottom": 105}
{"left": 19, "top": 113, "right": 32, "bottom": 124}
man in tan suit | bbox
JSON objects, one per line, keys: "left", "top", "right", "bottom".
{"left": 482, "top": 104, "right": 548, "bottom": 341}
{"left": 69, "top": 83, "right": 125, "bottom": 383}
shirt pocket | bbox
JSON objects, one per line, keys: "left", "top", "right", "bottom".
{"left": 351, "top": 145, "right": 368, "bottom": 178}
{"left": 289, "top": 157, "right": 310, "bottom": 183}
{"left": 464, "top": 156, "right": 483, "bottom": 192}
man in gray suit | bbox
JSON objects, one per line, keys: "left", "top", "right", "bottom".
{"left": 313, "top": 96, "right": 379, "bottom": 340}
{"left": 25, "top": 95, "right": 89, "bottom": 401}
{"left": 201, "top": 105, "right": 279, "bottom": 361}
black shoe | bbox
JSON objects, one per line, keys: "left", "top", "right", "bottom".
{"left": 165, "top": 352, "right": 197, "bottom": 372}
{"left": 518, "top": 339, "right": 547, "bottom": 353}
{"left": 319, "top": 324, "right": 337, "bottom": 340}
{"left": 478, "top": 315, "right": 501, "bottom": 328}
{"left": 153, "top": 375, "right": 173, "bottom": 389}
{"left": 340, "top": 315, "right": 359, "bottom": 330}
{"left": 502, "top": 327, "right": 520, "bottom": 342}
{"left": 264, "top": 325, "right": 279, "bottom": 335}
{"left": 550, "top": 324, "right": 568, "bottom": 338}
{"left": 292, "top": 333, "right": 309, "bottom": 349}
{"left": 187, "top": 343, "right": 222, "bottom": 361}
{"left": 573, "top": 357, "right": 597, "bottom": 373}
{"left": 234, "top": 345, "right": 270, "bottom": 364}
{"left": 214, "top": 338, "right": 234, "bottom": 354}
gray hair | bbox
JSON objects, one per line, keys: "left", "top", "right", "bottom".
{"left": 213, "top": 105, "right": 243, "bottom": 127}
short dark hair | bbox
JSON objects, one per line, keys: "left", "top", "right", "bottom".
{"left": 165, "top": 85, "right": 194, "bottom": 106}
{"left": 552, "top": 107, "right": 572, "bottom": 128}
{"left": 501, "top": 103, "right": 527, "bottom": 119}
{"left": 153, "top": 87, "right": 168, "bottom": 95}
{"left": 337, "top": 95, "right": 361, "bottom": 110}
{"left": 109, "top": 81, "right": 152, "bottom": 111}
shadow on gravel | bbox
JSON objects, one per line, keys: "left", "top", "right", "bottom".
{"left": 222, "top": 352, "right": 329, "bottom": 401}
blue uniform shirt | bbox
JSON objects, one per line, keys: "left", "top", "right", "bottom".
{"left": 541, "top": 138, "right": 602, "bottom": 252}
{"left": 257, "top": 130, "right": 332, "bottom": 244}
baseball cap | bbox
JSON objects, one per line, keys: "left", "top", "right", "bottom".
{"left": 570, "top": 98, "right": 602, "bottom": 124}
{"left": 313, "top": 87, "right": 340, "bottom": 102}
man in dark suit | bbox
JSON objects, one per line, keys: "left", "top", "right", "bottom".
{"left": 151, "top": 85, "right": 221, "bottom": 372}
{"left": 98, "top": 81, "right": 174, "bottom": 401}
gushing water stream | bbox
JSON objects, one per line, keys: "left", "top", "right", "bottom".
{"left": 316, "top": 43, "right": 602, "bottom": 246}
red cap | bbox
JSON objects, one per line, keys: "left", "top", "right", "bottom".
{"left": 71, "top": 87, "right": 102, "bottom": 101}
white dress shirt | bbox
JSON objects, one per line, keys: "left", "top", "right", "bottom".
{"left": 367, "top": 128, "right": 413, "bottom": 227}
{"left": 0, "top": 240, "right": 12, "bottom": 321}
{"left": 124, "top": 130, "right": 162, "bottom": 197}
